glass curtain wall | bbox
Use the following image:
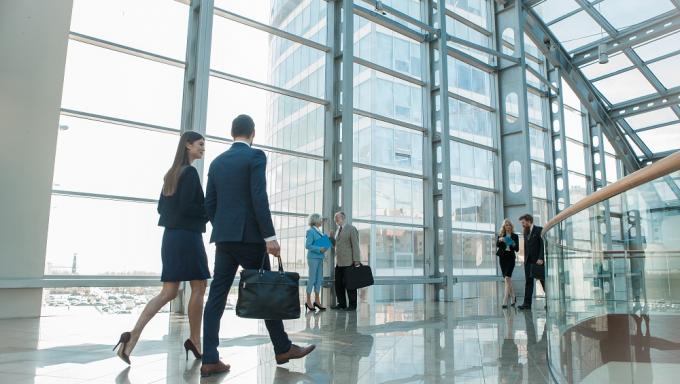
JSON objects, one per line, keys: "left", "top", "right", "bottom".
{"left": 46, "top": 0, "right": 190, "bottom": 276}
{"left": 445, "top": 0, "right": 500, "bottom": 280}
{"left": 352, "top": 1, "right": 426, "bottom": 302}
{"left": 524, "top": 35, "right": 553, "bottom": 227}
{"left": 206, "top": 0, "right": 328, "bottom": 277}
{"left": 43, "top": 0, "right": 544, "bottom": 304}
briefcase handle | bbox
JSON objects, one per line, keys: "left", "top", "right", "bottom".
{"left": 259, "top": 253, "right": 285, "bottom": 275}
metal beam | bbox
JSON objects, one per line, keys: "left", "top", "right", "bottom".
{"left": 447, "top": 47, "right": 497, "bottom": 73}
{"left": 69, "top": 32, "right": 184, "bottom": 69}
{"left": 446, "top": 34, "right": 519, "bottom": 63}
{"left": 353, "top": 3, "right": 427, "bottom": 43}
{"left": 359, "top": 0, "right": 436, "bottom": 34}
{"left": 610, "top": 86, "right": 680, "bottom": 118}
{"left": 353, "top": 56, "right": 425, "bottom": 86}
{"left": 213, "top": 6, "right": 330, "bottom": 52}
{"left": 444, "top": 8, "right": 492, "bottom": 37}
{"left": 571, "top": 11, "right": 680, "bottom": 66}
{"left": 644, "top": 149, "right": 680, "bottom": 162}
{"left": 209, "top": 69, "right": 329, "bottom": 106}
{"left": 523, "top": 5, "right": 641, "bottom": 172}
{"left": 353, "top": 108, "right": 426, "bottom": 132}
{"left": 573, "top": 0, "right": 680, "bottom": 162}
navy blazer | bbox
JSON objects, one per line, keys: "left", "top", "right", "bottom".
{"left": 523, "top": 225, "right": 544, "bottom": 264}
{"left": 205, "top": 143, "right": 276, "bottom": 244}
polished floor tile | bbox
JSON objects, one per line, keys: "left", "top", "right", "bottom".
{"left": 0, "top": 297, "right": 550, "bottom": 383}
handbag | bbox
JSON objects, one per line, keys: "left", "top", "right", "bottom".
{"left": 344, "top": 263, "right": 374, "bottom": 290}
{"left": 530, "top": 263, "right": 545, "bottom": 280}
{"left": 236, "top": 254, "right": 300, "bottom": 320}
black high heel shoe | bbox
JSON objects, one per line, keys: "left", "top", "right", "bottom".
{"left": 314, "top": 302, "right": 326, "bottom": 311}
{"left": 184, "top": 339, "right": 202, "bottom": 360}
{"left": 113, "top": 332, "right": 132, "bottom": 365}
{"left": 305, "top": 303, "right": 315, "bottom": 312}
{"left": 511, "top": 296, "right": 517, "bottom": 307}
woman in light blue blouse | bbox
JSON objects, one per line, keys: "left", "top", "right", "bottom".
{"left": 305, "top": 213, "right": 328, "bottom": 312}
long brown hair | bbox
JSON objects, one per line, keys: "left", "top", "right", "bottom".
{"left": 499, "top": 218, "right": 514, "bottom": 237}
{"left": 162, "top": 131, "right": 204, "bottom": 196}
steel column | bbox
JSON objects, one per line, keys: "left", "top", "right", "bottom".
{"left": 431, "top": 1, "right": 455, "bottom": 300}
{"left": 496, "top": 1, "right": 534, "bottom": 223}
{"left": 175, "top": 0, "right": 214, "bottom": 314}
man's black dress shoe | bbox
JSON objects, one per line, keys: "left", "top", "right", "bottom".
{"left": 517, "top": 305, "right": 531, "bottom": 310}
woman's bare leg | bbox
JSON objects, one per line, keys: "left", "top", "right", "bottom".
{"left": 188, "top": 280, "right": 207, "bottom": 351}
{"left": 126, "top": 282, "right": 179, "bottom": 355}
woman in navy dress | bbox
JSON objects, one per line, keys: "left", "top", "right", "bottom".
{"left": 114, "top": 131, "right": 210, "bottom": 364}
{"left": 496, "top": 218, "right": 519, "bottom": 309}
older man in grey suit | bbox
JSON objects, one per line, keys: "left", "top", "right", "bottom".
{"left": 329, "top": 211, "right": 361, "bottom": 311}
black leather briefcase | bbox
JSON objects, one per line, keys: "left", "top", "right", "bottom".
{"left": 530, "top": 263, "right": 545, "bottom": 281}
{"left": 344, "top": 263, "right": 374, "bottom": 290}
{"left": 236, "top": 255, "right": 300, "bottom": 320}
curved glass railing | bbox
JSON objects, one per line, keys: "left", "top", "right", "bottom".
{"left": 543, "top": 152, "right": 680, "bottom": 383}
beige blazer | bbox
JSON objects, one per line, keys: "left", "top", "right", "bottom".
{"left": 330, "top": 224, "right": 360, "bottom": 267}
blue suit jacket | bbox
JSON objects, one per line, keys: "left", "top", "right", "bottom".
{"left": 205, "top": 143, "right": 276, "bottom": 244}
{"left": 305, "top": 227, "right": 326, "bottom": 260}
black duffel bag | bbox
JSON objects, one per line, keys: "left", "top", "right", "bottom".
{"left": 344, "top": 263, "right": 374, "bottom": 290}
{"left": 236, "top": 255, "right": 300, "bottom": 320}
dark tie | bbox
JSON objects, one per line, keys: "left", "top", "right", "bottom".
{"left": 338, "top": 226, "right": 343, "bottom": 237}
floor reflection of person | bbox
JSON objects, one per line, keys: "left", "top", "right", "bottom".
{"left": 523, "top": 311, "right": 546, "bottom": 384}
{"left": 331, "top": 311, "right": 373, "bottom": 384}
{"left": 626, "top": 210, "right": 647, "bottom": 306}
{"left": 499, "top": 309, "right": 522, "bottom": 384}
{"left": 572, "top": 314, "right": 680, "bottom": 382}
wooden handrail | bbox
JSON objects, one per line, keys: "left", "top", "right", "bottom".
{"left": 542, "top": 150, "right": 680, "bottom": 236}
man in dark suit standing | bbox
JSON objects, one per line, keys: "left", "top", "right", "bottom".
{"left": 517, "top": 214, "right": 545, "bottom": 310}
{"left": 200, "top": 115, "right": 315, "bottom": 377}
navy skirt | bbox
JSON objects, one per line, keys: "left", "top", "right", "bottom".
{"left": 161, "top": 228, "right": 211, "bottom": 282}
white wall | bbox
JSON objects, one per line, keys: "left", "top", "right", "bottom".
{"left": 0, "top": 0, "right": 73, "bottom": 318}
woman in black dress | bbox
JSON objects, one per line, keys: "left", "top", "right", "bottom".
{"left": 496, "top": 219, "right": 519, "bottom": 308}
{"left": 114, "top": 131, "right": 210, "bottom": 364}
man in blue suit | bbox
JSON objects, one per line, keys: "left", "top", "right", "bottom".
{"left": 200, "top": 115, "right": 315, "bottom": 377}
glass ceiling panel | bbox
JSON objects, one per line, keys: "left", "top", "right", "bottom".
{"left": 623, "top": 133, "right": 645, "bottom": 157}
{"left": 532, "top": 0, "right": 580, "bottom": 25}
{"left": 596, "top": 0, "right": 675, "bottom": 31}
{"left": 549, "top": 11, "right": 604, "bottom": 52}
{"left": 593, "top": 68, "right": 656, "bottom": 105}
{"left": 625, "top": 108, "right": 678, "bottom": 130}
{"left": 634, "top": 31, "right": 680, "bottom": 61}
{"left": 636, "top": 123, "right": 680, "bottom": 153}
{"left": 648, "top": 54, "right": 680, "bottom": 89}
{"left": 580, "top": 52, "right": 633, "bottom": 80}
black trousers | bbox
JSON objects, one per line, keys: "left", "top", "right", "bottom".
{"left": 523, "top": 262, "right": 546, "bottom": 307}
{"left": 334, "top": 265, "right": 357, "bottom": 308}
{"left": 203, "top": 242, "right": 292, "bottom": 363}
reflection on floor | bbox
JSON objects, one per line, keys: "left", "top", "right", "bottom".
{"left": 560, "top": 313, "right": 680, "bottom": 383}
{"left": 0, "top": 297, "right": 549, "bottom": 383}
